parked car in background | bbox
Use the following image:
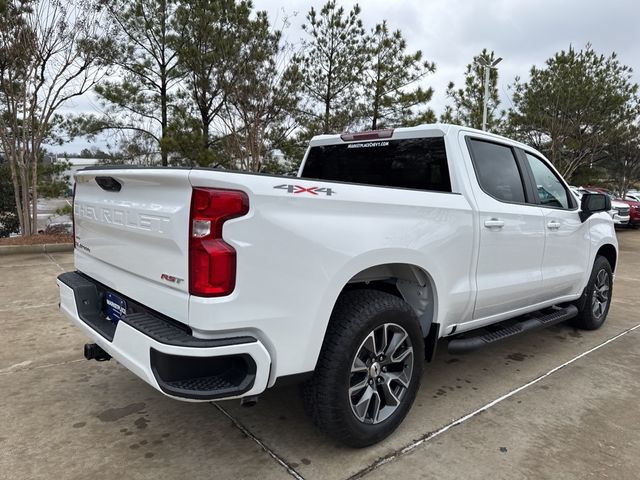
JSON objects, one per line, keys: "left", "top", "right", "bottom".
{"left": 618, "top": 192, "right": 640, "bottom": 228}
{"left": 624, "top": 192, "right": 640, "bottom": 203}
{"left": 577, "top": 188, "right": 630, "bottom": 226}
{"left": 625, "top": 199, "right": 640, "bottom": 227}
{"left": 569, "top": 186, "right": 584, "bottom": 200}
{"left": 587, "top": 187, "right": 640, "bottom": 228}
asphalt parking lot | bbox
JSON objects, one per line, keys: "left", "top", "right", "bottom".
{"left": 1, "top": 232, "right": 640, "bottom": 480}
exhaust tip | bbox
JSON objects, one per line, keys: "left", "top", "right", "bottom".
{"left": 84, "top": 343, "right": 111, "bottom": 362}
{"left": 240, "top": 395, "right": 259, "bottom": 407}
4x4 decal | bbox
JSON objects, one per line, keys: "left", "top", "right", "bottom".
{"left": 274, "top": 184, "right": 335, "bottom": 196}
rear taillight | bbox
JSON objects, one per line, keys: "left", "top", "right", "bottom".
{"left": 189, "top": 188, "right": 249, "bottom": 297}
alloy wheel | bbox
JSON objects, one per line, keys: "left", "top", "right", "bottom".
{"left": 591, "top": 268, "right": 611, "bottom": 319}
{"left": 348, "top": 323, "right": 414, "bottom": 424}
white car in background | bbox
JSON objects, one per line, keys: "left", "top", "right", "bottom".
{"left": 569, "top": 186, "right": 583, "bottom": 200}
{"left": 573, "top": 187, "right": 629, "bottom": 226}
{"left": 624, "top": 192, "right": 640, "bottom": 203}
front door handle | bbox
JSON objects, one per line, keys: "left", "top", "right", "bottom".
{"left": 484, "top": 218, "right": 505, "bottom": 229}
{"left": 547, "top": 221, "right": 561, "bottom": 230}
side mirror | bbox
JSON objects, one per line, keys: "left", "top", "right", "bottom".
{"left": 580, "top": 193, "right": 612, "bottom": 222}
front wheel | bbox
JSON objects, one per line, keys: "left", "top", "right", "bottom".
{"left": 302, "top": 290, "right": 424, "bottom": 447}
{"left": 572, "top": 256, "right": 613, "bottom": 330}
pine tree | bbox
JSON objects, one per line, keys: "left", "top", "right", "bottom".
{"left": 362, "top": 21, "right": 436, "bottom": 130}
{"left": 170, "top": 0, "right": 254, "bottom": 166}
{"left": 222, "top": 13, "right": 302, "bottom": 172}
{"left": 296, "top": 1, "right": 367, "bottom": 135}
{"left": 441, "top": 49, "right": 503, "bottom": 131}
{"left": 507, "top": 45, "right": 640, "bottom": 180}
{"left": 88, "top": 0, "right": 182, "bottom": 166}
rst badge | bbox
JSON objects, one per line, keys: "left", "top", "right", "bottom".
{"left": 160, "top": 273, "right": 184, "bottom": 285}
{"left": 274, "top": 184, "right": 335, "bottom": 196}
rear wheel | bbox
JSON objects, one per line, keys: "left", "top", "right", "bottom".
{"left": 572, "top": 256, "right": 613, "bottom": 330}
{"left": 302, "top": 290, "right": 424, "bottom": 447}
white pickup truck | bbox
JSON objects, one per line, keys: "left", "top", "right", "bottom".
{"left": 57, "top": 124, "right": 617, "bottom": 447}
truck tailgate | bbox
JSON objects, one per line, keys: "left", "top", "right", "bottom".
{"left": 73, "top": 169, "right": 192, "bottom": 323}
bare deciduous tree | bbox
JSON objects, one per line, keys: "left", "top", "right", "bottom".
{"left": 221, "top": 13, "right": 301, "bottom": 172}
{"left": 0, "top": 0, "right": 109, "bottom": 235}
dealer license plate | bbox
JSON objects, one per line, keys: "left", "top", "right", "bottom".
{"left": 105, "top": 291, "right": 127, "bottom": 324}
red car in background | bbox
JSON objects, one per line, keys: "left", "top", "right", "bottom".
{"left": 625, "top": 199, "right": 640, "bottom": 227}
{"left": 588, "top": 186, "right": 640, "bottom": 227}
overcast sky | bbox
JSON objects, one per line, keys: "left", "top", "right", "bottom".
{"left": 54, "top": 0, "right": 640, "bottom": 153}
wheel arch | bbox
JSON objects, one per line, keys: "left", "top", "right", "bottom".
{"left": 343, "top": 263, "right": 438, "bottom": 337}
{"left": 597, "top": 243, "right": 617, "bottom": 272}
{"left": 313, "top": 260, "right": 441, "bottom": 364}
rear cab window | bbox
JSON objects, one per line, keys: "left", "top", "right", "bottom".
{"left": 300, "top": 137, "right": 452, "bottom": 192}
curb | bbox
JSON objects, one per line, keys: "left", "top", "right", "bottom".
{"left": 0, "top": 243, "right": 74, "bottom": 256}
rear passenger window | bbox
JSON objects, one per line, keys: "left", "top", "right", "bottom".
{"left": 301, "top": 137, "right": 451, "bottom": 192}
{"left": 468, "top": 139, "right": 525, "bottom": 203}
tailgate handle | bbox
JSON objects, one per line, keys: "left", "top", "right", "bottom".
{"left": 95, "top": 176, "right": 122, "bottom": 192}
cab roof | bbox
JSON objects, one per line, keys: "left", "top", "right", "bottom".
{"left": 309, "top": 123, "right": 532, "bottom": 152}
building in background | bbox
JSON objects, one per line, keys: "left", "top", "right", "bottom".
{"left": 53, "top": 157, "right": 101, "bottom": 190}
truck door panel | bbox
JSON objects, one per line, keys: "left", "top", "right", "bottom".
{"left": 463, "top": 137, "right": 546, "bottom": 319}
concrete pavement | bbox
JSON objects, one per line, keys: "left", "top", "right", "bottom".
{"left": 1, "top": 231, "right": 639, "bottom": 479}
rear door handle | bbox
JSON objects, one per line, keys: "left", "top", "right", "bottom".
{"left": 547, "top": 221, "right": 561, "bottom": 230}
{"left": 484, "top": 218, "right": 505, "bottom": 229}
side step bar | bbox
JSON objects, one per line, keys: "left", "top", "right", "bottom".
{"left": 448, "top": 305, "right": 578, "bottom": 355}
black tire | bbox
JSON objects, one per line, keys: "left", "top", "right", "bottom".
{"left": 302, "top": 289, "right": 424, "bottom": 447}
{"left": 572, "top": 256, "right": 613, "bottom": 330}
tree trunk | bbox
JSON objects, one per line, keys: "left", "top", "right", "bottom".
{"left": 371, "top": 58, "right": 382, "bottom": 130}
{"left": 159, "top": 0, "right": 168, "bottom": 167}
{"left": 31, "top": 152, "right": 38, "bottom": 235}
{"left": 202, "top": 121, "right": 209, "bottom": 152}
{"left": 323, "top": 97, "right": 331, "bottom": 134}
{"left": 7, "top": 149, "right": 25, "bottom": 235}
{"left": 160, "top": 78, "right": 168, "bottom": 167}
{"left": 323, "top": 61, "right": 333, "bottom": 134}
{"left": 19, "top": 152, "right": 31, "bottom": 236}
{"left": 200, "top": 110, "right": 210, "bottom": 167}
{"left": 251, "top": 127, "right": 262, "bottom": 172}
